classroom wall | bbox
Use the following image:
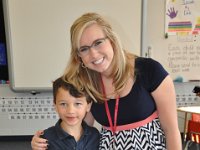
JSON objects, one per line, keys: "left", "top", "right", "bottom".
{"left": 3, "top": 0, "right": 141, "bottom": 92}
{"left": 1, "top": 0, "right": 140, "bottom": 139}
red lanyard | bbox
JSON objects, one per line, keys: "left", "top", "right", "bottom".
{"left": 105, "top": 96, "right": 119, "bottom": 135}
{"left": 101, "top": 77, "right": 119, "bottom": 135}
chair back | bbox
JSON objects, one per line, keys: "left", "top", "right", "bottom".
{"left": 192, "top": 114, "right": 200, "bottom": 122}
{"left": 187, "top": 114, "right": 200, "bottom": 143}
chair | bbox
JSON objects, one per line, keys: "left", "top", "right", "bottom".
{"left": 187, "top": 120, "right": 200, "bottom": 143}
{"left": 192, "top": 114, "right": 200, "bottom": 122}
{"left": 185, "top": 114, "right": 200, "bottom": 150}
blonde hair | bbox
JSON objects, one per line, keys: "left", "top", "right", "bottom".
{"left": 63, "top": 12, "right": 137, "bottom": 103}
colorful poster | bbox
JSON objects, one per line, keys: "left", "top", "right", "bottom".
{"left": 165, "top": 0, "right": 200, "bottom": 36}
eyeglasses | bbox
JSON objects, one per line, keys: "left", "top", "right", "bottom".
{"left": 77, "top": 37, "right": 108, "bottom": 57}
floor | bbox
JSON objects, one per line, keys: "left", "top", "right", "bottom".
{"left": 0, "top": 141, "right": 31, "bottom": 150}
{"left": 0, "top": 136, "right": 32, "bottom": 150}
{"left": 182, "top": 133, "right": 200, "bottom": 150}
{"left": 183, "top": 140, "right": 200, "bottom": 150}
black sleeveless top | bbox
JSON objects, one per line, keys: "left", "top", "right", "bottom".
{"left": 91, "top": 57, "right": 168, "bottom": 126}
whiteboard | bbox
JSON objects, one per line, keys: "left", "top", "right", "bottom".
{"left": 3, "top": 0, "right": 141, "bottom": 92}
{"left": 145, "top": 0, "right": 200, "bottom": 82}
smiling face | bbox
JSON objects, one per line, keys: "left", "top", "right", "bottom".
{"left": 79, "top": 23, "right": 114, "bottom": 76}
{"left": 54, "top": 87, "right": 91, "bottom": 129}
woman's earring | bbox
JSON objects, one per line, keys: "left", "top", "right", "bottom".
{"left": 81, "top": 62, "right": 86, "bottom": 68}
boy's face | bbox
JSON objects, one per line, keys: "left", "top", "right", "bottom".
{"left": 54, "top": 87, "right": 91, "bottom": 128}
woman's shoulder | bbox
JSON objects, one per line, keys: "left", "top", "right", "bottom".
{"left": 134, "top": 57, "right": 168, "bottom": 91}
{"left": 135, "top": 57, "right": 166, "bottom": 72}
{"left": 135, "top": 57, "right": 158, "bottom": 65}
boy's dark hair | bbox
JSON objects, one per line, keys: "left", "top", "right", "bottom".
{"left": 53, "top": 77, "right": 92, "bottom": 104}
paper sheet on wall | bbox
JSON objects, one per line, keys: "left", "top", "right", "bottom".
{"left": 164, "top": 0, "right": 200, "bottom": 81}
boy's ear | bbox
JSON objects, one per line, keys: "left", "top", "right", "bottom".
{"left": 86, "top": 102, "right": 92, "bottom": 112}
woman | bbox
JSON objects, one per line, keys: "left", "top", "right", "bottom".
{"left": 31, "top": 12, "right": 182, "bottom": 150}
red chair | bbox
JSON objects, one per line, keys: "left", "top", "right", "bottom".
{"left": 185, "top": 114, "right": 200, "bottom": 149}
{"left": 187, "top": 119, "right": 200, "bottom": 143}
{"left": 192, "top": 114, "right": 200, "bottom": 123}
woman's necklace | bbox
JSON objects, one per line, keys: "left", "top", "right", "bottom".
{"left": 101, "top": 77, "right": 119, "bottom": 149}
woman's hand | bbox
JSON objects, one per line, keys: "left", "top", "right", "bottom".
{"left": 31, "top": 130, "right": 48, "bottom": 150}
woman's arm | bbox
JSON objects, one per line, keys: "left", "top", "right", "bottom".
{"left": 84, "top": 111, "right": 95, "bottom": 126}
{"left": 31, "top": 130, "right": 48, "bottom": 150}
{"left": 151, "top": 75, "right": 182, "bottom": 150}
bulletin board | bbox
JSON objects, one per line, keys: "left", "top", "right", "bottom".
{"left": 146, "top": 0, "right": 200, "bottom": 82}
{"left": 3, "top": 0, "right": 141, "bottom": 92}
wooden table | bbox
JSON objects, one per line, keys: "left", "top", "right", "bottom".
{"left": 177, "top": 106, "right": 200, "bottom": 142}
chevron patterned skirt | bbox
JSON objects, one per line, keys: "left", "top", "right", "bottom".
{"left": 99, "top": 118, "right": 166, "bottom": 150}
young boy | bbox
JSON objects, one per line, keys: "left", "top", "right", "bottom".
{"left": 41, "top": 77, "right": 100, "bottom": 150}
